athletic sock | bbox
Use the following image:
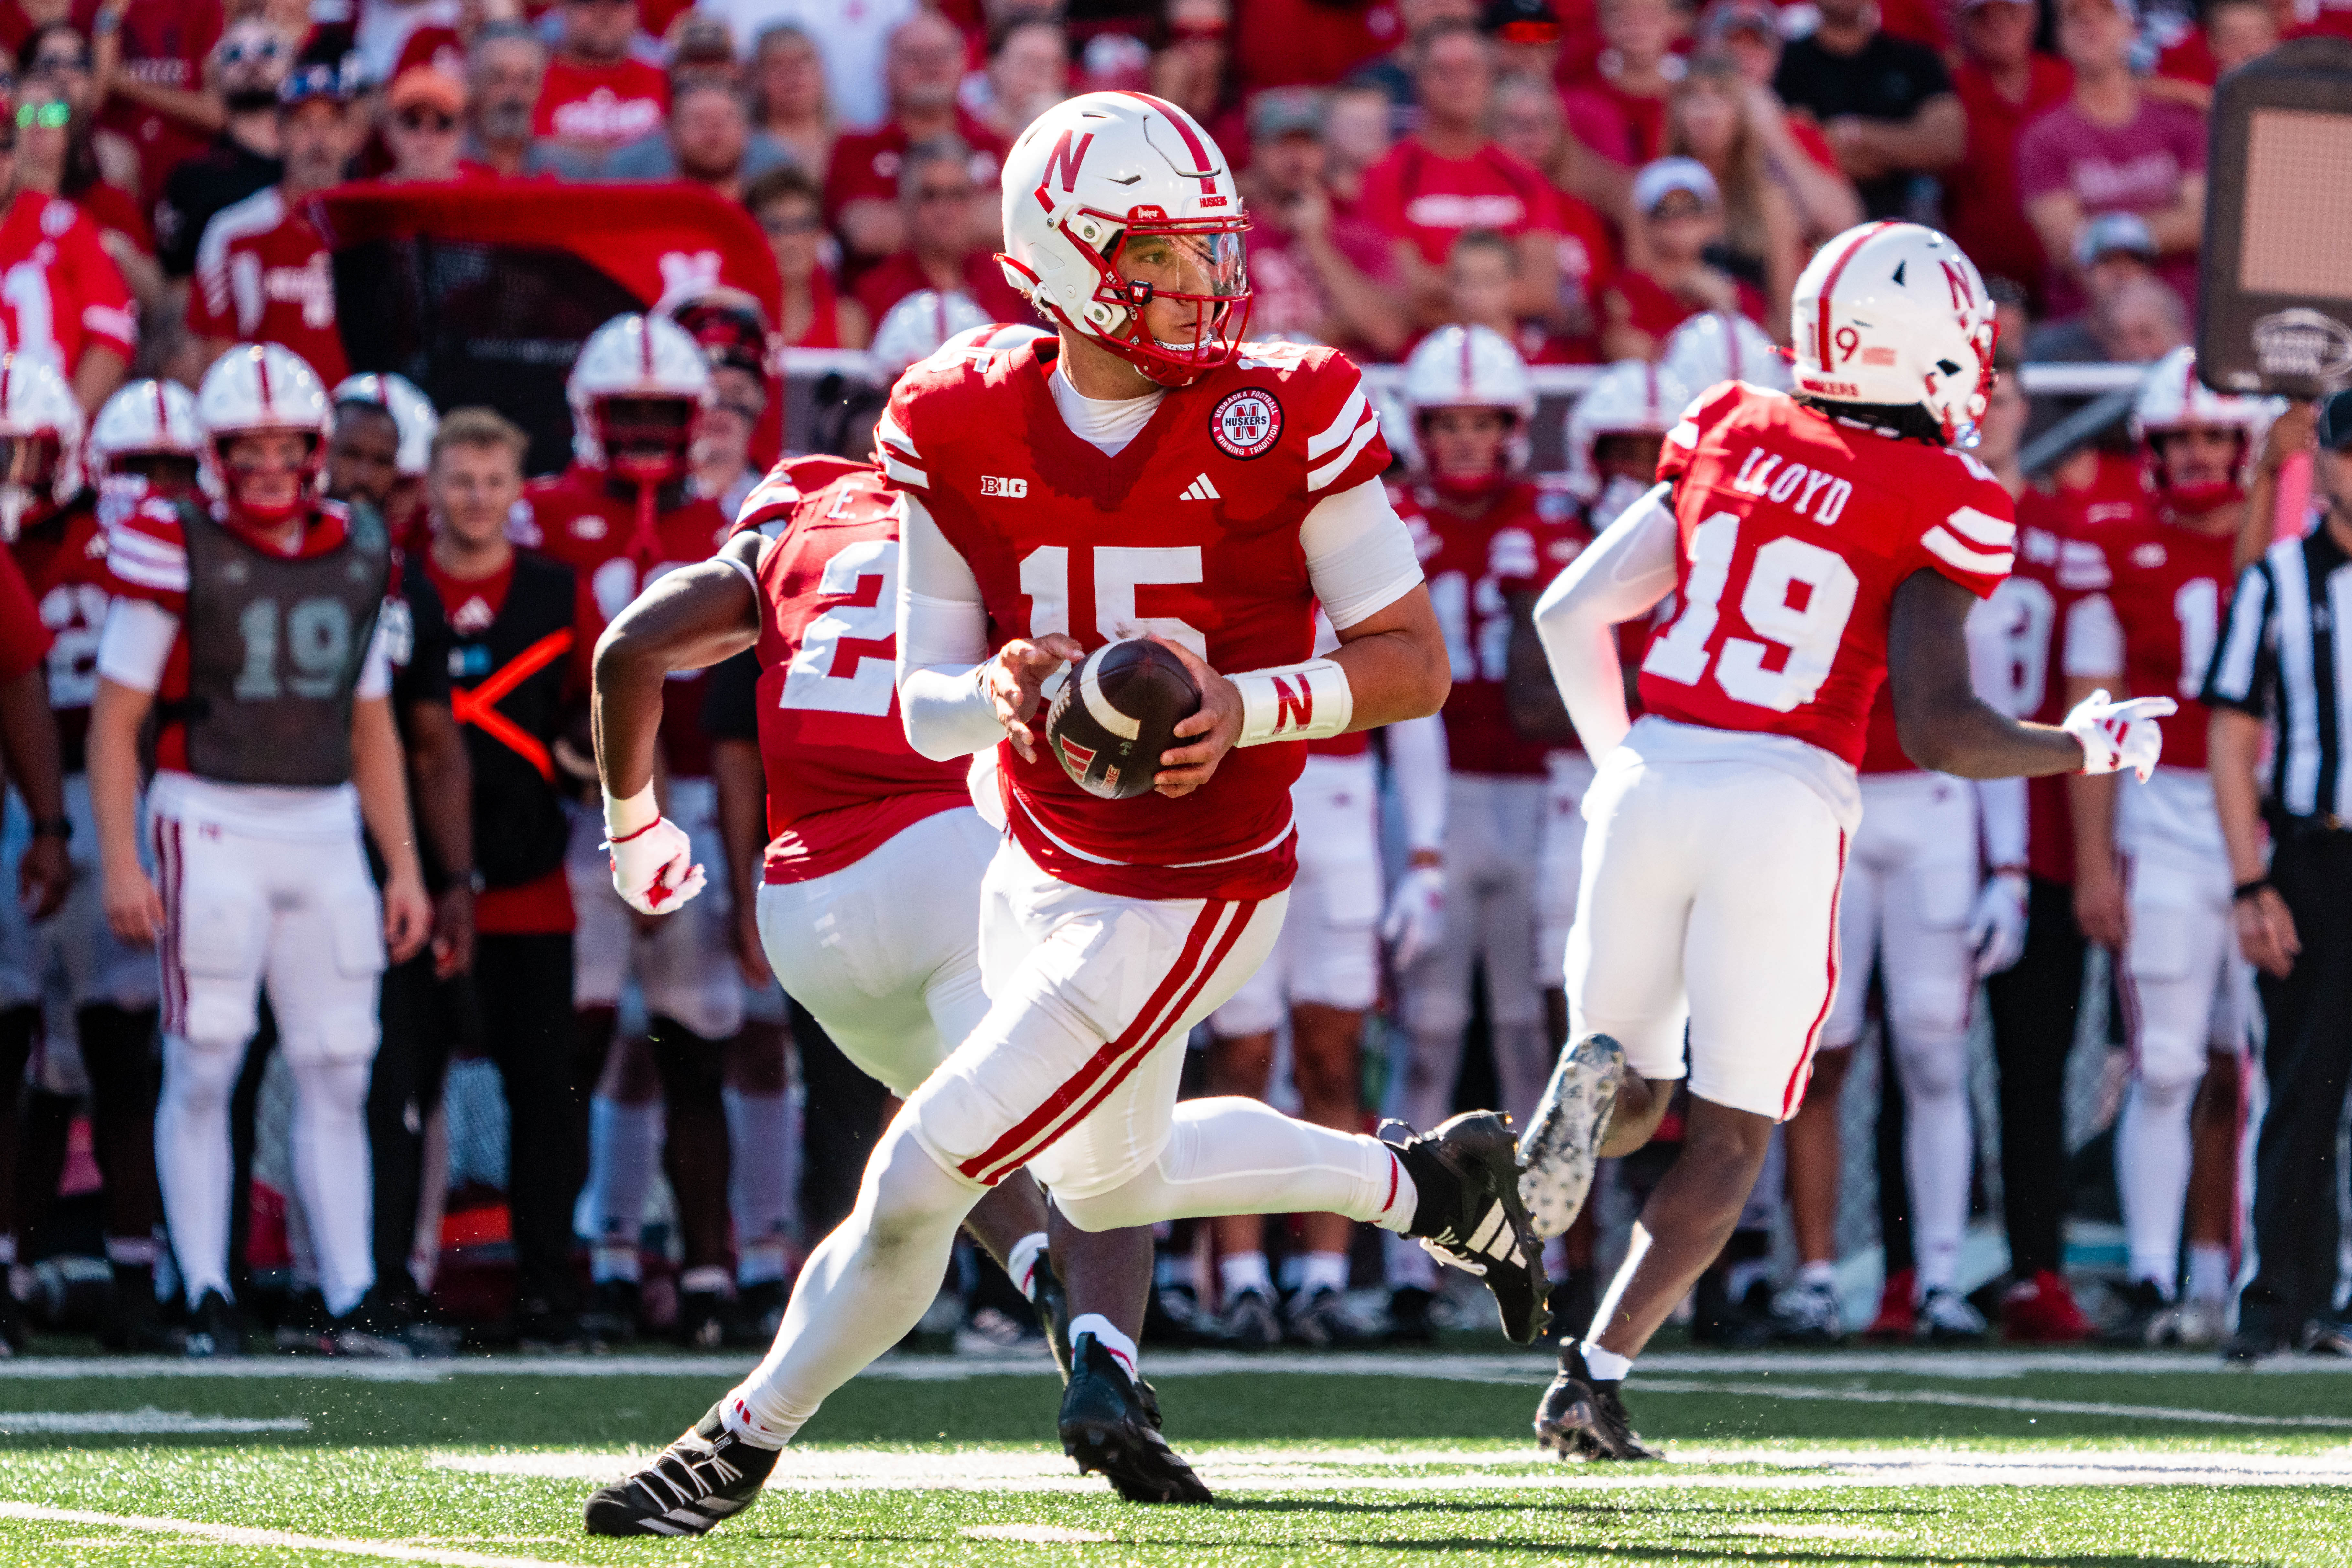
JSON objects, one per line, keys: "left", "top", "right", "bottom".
{"left": 1218, "top": 1250, "right": 1273, "bottom": 1300}
{"left": 723, "top": 1087, "right": 794, "bottom": 1280}
{"left": 2116, "top": 1074, "right": 2195, "bottom": 1299}
{"left": 1580, "top": 1339, "right": 1633, "bottom": 1382}
{"left": 1796, "top": 1259, "right": 1838, "bottom": 1290}
{"left": 156, "top": 1032, "right": 240, "bottom": 1306}
{"left": 1005, "top": 1231, "right": 1048, "bottom": 1298}
{"left": 287, "top": 1057, "right": 376, "bottom": 1318}
{"left": 679, "top": 1265, "right": 732, "bottom": 1297}
{"left": 1298, "top": 1250, "right": 1350, "bottom": 1297}
{"left": 584, "top": 1096, "right": 662, "bottom": 1283}
{"left": 737, "top": 1242, "right": 789, "bottom": 1290}
{"left": 2186, "top": 1244, "right": 2231, "bottom": 1304}
{"left": 105, "top": 1235, "right": 160, "bottom": 1268}
{"left": 1068, "top": 1313, "right": 1138, "bottom": 1377}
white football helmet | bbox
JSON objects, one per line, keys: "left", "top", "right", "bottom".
{"left": 1791, "top": 221, "right": 1996, "bottom": 446}
{"left": 1563, "top": 358, "right": 1688, "bottom": 503}
{"left": 2130, "top": 347, "right": 2285, "bottom": 510}
{"left": 567, "top": 312, "right": 711, "bottom": 475}
{"left": 998, "top": 90, "right": 1249, "bottom": 387}
{"left": 195, "top": 342, "right": 334, "bottom": 523}
{"left": 872, "top": 290, "right": 991, "bottom": 378}
{"left": 333, "top": 373, "right": 439, "bottom": 478}
{"left": 1660, "top": 310, "right": 1788, "bottom": 396}
{"left": 0, "top": 353, "right": 82, "bottom": 541}
{"left": 90, "top": 378, "right": 202, "bottom": 470}
{"left": 1403, "top": 324, "right": 1537, "bottom": 422}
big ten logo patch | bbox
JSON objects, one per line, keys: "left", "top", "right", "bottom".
{"left": 1210, "top": 388, "right": 1282, "bottom": 460}
{"left": 981, "top": 476, "right": 1029, "bottom": 498}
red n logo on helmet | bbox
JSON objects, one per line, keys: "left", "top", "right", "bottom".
{"left": 1033, "top": 130, "right": 1095, "bottom": 214}
{"left": 1940, "top": 260, "right": 1975, "bottom": 310}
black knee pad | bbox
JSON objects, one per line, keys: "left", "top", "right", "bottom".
{"left": 648, "top": 1019, "right": 727, "bottom": 1111}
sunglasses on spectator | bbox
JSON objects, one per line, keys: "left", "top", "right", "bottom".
{"left": 396, "top": 109, "right": 457, "bottom": 132}
{"left": 31, "top": 52, "right": 90, "bottom": 74}
{"left": 219, "top": 36, "right": 286, "bottom": 65}
{"left": 15, "top": 101, "right": 68, "bottom": 129}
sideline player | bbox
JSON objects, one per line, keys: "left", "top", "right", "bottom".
{"left": 2065, "top": 348, "right": 2275, "bottom": 1346}
{"left": 513, "top": 312, "right": 742, "bottom": 1347}
{"left": 1525, "top": 222, "right": 2173, "bottom": 1457}
{"left": 1385, "top": 325, "right": 1591, "bottom": 1331}
{"left": 89, "top": 343, "right": 432, "bottom": 1356}
{"left": 582, "top": 91, "right": 1537, "bottom": 1537}
{"left": 588, "top": 431, "right": 1213, "bottom": 1499}
{"left": 2, "top": 369, "right": 191, "bottom": 1352}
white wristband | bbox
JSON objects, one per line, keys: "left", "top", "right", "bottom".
{"left": 604, "top": 782, "right": 659, "bottom": 840}
{"left": 1232, "top": 659, "right": 1354, "bottom": 746}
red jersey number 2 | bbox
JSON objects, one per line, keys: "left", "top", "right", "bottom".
{"left": 1641, "top": 509, "right": 1860, "bottom": 714}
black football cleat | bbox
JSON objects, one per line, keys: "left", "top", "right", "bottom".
{"left": 1027, "top": 1248, "right": 1074, "bottom": 1382}
{"left": 1518, "top": 1034, "right": 1625, "bottom": 1239}
{"left": 1382, "top": 1112, "right": 1550, "bottom": 1345}
{"left": 584, "top": 1402, "right": 780, "bottom": 1536}
{"left": 1535, "top": 1344, "right": 1662, "bottom": 1461}
{"left": 1058, "top": 1332, "right": 1212, "bottom": 1504}
{"left": 183, "top": 1290, "right": 244, "bottom": 1358}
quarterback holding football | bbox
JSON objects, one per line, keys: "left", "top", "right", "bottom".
{"left": 583, "top": 91, "right": 1543, "bottom": 1537}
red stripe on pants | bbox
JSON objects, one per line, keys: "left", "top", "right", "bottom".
{"left": 959, "top": 897, "right": 1234, "bottom": 1185}
{"left": 1782, "top": 827, "right": 1850, "bottom": 1121}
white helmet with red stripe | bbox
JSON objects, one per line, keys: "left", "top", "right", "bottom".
{"left": 333, "top": 372, "right": 439, "bottom": 478}
{"left": 2129, "top": 346, "right": 2284, "bottom": 509}
{"left": 1792, "top": 220, "right": 1996, "bottom": 446}
{"left": 0, "top": 352, "right": 83, "bottom": 540}
{"left": 90, "top": 377, "right": 201, "bottom": 470}
{"left": 998, "top": 90, "right": 1250, "bottom": 388}
{"left": 1563, "top": 358, "right": 1688, "bottom": 502}
{"left": 195, "top": 342, "right": 334, "bottom": 524}
{"left": 1403, "top": 324, "right": 1536, "bottom": 422}
{"left": 1660, "top": 310, "right": 1788, "bottom": 396}
{"left": 566, "top": 312, "right": 711, "bottom": 474}
{"left": 871, "top": 290, "right": 991, "bottom": 377}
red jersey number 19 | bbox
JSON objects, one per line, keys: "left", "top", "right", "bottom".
{"left": 1643, "top": 510, "right": 1860, "bottom": 714}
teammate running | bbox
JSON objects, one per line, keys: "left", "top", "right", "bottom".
{"left": 1523, "top": 221, "right": 2173, "bottom": 1458}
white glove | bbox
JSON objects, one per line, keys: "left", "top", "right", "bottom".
{"left": 2063, "top": 688, "right": 2177, "bottom": 783}
{"left": 1381, "top": 863, "right": 1446, "bottom": 969}
{"left": 1967, "top": 871, "right": 2029, "bottom": 978}
{"left": 607, "top": 816, "right": 707, "bottom": 915}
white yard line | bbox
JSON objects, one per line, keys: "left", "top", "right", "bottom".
{"left": 1629, "top": 1378, "right": 2352, "bottom": 1429}
{"left": 1, "top": 1348, "right": 2341, "bottom": 1380}
{"left": 0, "top": 1408, "right": 309, "bottom": 1434}
{"left": 0, "top": 1501, "right": 597, "bottom": 1568}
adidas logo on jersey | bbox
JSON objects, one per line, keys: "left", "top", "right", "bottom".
{"left": 1180, "top": 473, "right": 1221, "bottom": 501}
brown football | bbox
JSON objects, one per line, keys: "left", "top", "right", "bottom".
{"left": 1043, "top": 638, "right": 1204, "bottom": 800}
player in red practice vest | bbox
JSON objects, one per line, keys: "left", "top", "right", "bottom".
{"left": 2064, "top": 347, "right": 2280, "bottom": 1349}
{"left": 581, "top": 440, "right": 1217, "bottom": 1506}
{"left": 1526, "top": 222, "right": 2173, "bottom": 1458}
{"left": 580, "top": 93, "right": 1530, "bottom": 1539}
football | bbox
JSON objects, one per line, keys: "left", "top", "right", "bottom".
{"left": 1043, "top": 638, "right": 1203, "bottom": 800}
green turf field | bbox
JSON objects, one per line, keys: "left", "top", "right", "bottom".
{"left": 2, "top": 1347, "right": 2348, "bottom": 1566}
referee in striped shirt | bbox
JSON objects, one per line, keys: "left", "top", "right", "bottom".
{"left": 2204, "top": 389, "right": 2352, "bottom": 1361}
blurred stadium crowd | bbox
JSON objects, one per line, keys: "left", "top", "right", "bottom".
{"left": 0, "top": 0, "right": 2346, "bottom": 1361}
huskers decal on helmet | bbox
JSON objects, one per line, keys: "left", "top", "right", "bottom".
{"left": 1210, "top": 387, "right": 1282, "bottom": 459}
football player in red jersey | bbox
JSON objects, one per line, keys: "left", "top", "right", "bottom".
{"left": 2064, "top": 348, "right": 2280, "bottom": 1348}
{"left": 584, "top": 429, "right": 1218, "bottom": 1511}
{"left": 1382, "top": 325, "right": 1591, "bottom": 1332}
{"left": 578, "top": 92, "right": 1532, "bottom": 1538}
{"left": 1524, "top": 221, "right": 2174, "bottom": 1458}
{"left": 0, "top": 371, "right": 197, "bottom": 1354}
{"left": 1974, "top": 420, "right": 2140, "bottom": 1343}
{"left": 512, "top": 312, "right": 744, "bottom": 1349}
{"left": 87, "top": 344, "right": 432, "bottom": 1358}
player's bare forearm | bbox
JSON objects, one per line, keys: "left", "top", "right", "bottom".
{"left": 711, "top": 736, "right": 767, "bottom": 934}
{"left": 351, "top": 696, "right": 425, "bottom": 886}
{"left": 402, "top": 699, "right": 474, "bottom": 889}
{"left": 0, "top": 669, "right": 65, "bottom": 822}
{"left": 592, "top": 546, "right": 760, "bottom": 799}
{"left": 2209, "top": 708, "right": 2272, "bottom": 885}
{"left": 1888, "top": 570, "right": 2086, "bottom": 778}
{"left": 1331, "top": 584, "right": 1450, "bottom": 730}
{"left": 87, "top": 678, "right": 150, "bottom": 882}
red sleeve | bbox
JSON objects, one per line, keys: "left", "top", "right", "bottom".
{"left": 1296, "top": 350, "right": 1390, "bottom": 497}
{"left": 70, "top": 216, "right": 136, "bottom": 359}
{"left": 1656, "top": 382, "right": 1739, "bottom": 485}
{"left": 102, "top": 496, "right": 190, "bottom": 613}
{"left": 0, "top": 547, "right": 49, "bottom": 681}
{"left": 731, "top": 457, "right": 873, "bottom": 539}
{"left": 877, "top": 372, "right": 933, "bottom": 498}
{"left": 1912, "top": 461, "right": 2019, "bottom": 600}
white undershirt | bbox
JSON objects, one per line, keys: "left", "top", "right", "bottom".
{"left": 1048, "top": 365, "right": 1166, "bottom": 456}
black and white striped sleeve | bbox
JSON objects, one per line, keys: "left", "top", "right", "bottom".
{"left": 2202, "top": 557, "right": 2276, "bottom": 716}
